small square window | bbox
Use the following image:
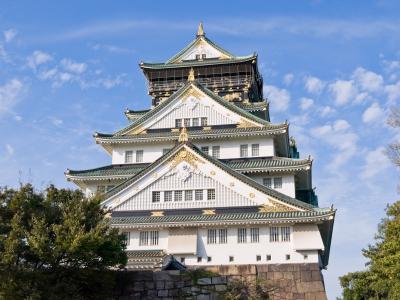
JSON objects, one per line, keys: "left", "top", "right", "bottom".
{"left": 164, "top": 191, "right": 173, "bottom": 202}
{"left": 240, "top": 144, "right": 248, "bottom": 158}
{"left": 202, "top": 54, "right": 206, "bottom": 59}
{"left": 175, "top": 119, "right": 182, "bottom": 128}
{"left": 201, "top": 117, "right": 208, "bottom": 126}
{"left": 266, "top": 255, "right": 271, "bottom": 261}
{"left": 174, "top": 190, "right": 183, "bottom": 202}
{"left": 195, "top": 54, "right": 200, "bottom": 60}
{"left": 197, "top": 257, "right": 202, "bottom": 263}
{"left": 304, "top": 254, "right": 308, "bottom": 260}
{"left": 256, "top": 255, "right": 261, "bottom": 262}
{"left": 263, "top": 178, "right": 272, "bottom": 188}
{"left": 201, "top": 146, "right": 209, "bottom": 155}
{"left": 274, "top": 177, "right": 282, "bottom": 189}
{"left": 192, "top": 118, "right": 200, "bottom": 126}
{"left": 195, "top": 189, "right": 203, "bottom": 201}
{"left": 207, "top": 189, "right": 216, "bottom": 201}
{"left": 180, "top": 257, "right": 185, "bottom": 263}
{"left": 184, "top": 118, "right": 191, "bottom": 127}
{"left": 97, "top": 185, "right": 106, "bottom": 193}
{"left": 229, "top": 256, "right": 234, "bottom": 262}
{"left": 212, "top": 146, "right": 220, "bottom": 158}
{"left": 136, "top": 150, "right": 143, "bottom": 163}
{"left": 251, "top": 144, "right": 259, "bottom": 156}
{"left": 207, "top": 256, "right": 212, "bottom": 262}
{"left": 125, "top": 150, "right": 133, "bottom": 163}
{"left": 185, "top": 190, "right": 193, "bottom": 201}
{"left": 286, "top": 254, "right": 291, "bottom": 260}
{"left": 162, "top": 148, "right": 170, "bottom": 155}
{"left": 152, "top": 191, "right": 161, "bottom": 203}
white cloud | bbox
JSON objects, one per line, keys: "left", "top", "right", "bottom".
{"left": 27, "top": 51, "right": 52, "bottom": 70}
{"left": 319, "top": 106, "right": 336, "bottom": 117}
{"left": 329, "top": 80, "right": 356, "bottom": 105}
{"left": 5, "top": 144, "right": 14, "bottom": 155}
{"left": 49, "top": 117, "right": 63, "bottom": 126}
{"left": 299, "top": 97, "right": 314, "bottom": 110}
{"left": 3, "top": 29, "right": 17, "bottom": 43}
{"left": 361, "top": 147, "right": 390, "bottom": 178}
{"left": 305, "top": 76, "right": 324, "bottom": 94}
{"left": 91, "top": 43, "right": 134, "bottom": 54}
{"left": 0, "top": 45, "right": 8, "bottom": 62}
{"left": 333, "top": 119, "right": 350, "bottom": 131}
{"left": 0, "top": 79, "right": 23, "bottom": 114}
{"left": 385, "top": 81, "right": 400, "bottom": 103}
{"left": 14, "top": 115, "right": 22, "bottom": 121}
{"left": 352, "top": 67, "right": 384, "bottom": 92}
{"left": 264, "top": 85, "right": 290, "bottom": 112}
{"left": 362, "top": 102, "right": 384, "bottom": 123}
{"left": 283, "top": 73, "right": 294, "bottom": 86}
{"left": 60, "top": 58, "right": 87, "bottom": 74}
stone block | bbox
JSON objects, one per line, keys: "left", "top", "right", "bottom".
{"left": 211, "top": 276, "right": 226, "bottom": 284}
{"left": 215, "top": 284, "right": 227, "bottom": 292}
{"left": 293, "top": 292, "right": 305, "bottom": 300}
{"left": 169, "top": 289, "right": 179, "bottom": 297}
{"left": 283, "top": 271, "right": 294, "bottom": 280}
{"left": 197, "top": 277, "right": 212, "bottom": 285}
{"left": 311, "top": 270, "right": 322, "bottom": 281}
{"left": 165, "top": 281, "right": 174, "bottom": 289}
{"left": 157, "top": 289, "right": 169, "bottom": 297}
{"left": 174, "top": 280, "right": 185, "bottom": 288}
{"left": 156, "top": 280, "right": 165, "bottom": 289}
{"left": 133, "top": 281, "right": 144, "bottom": 291}
{"left": 256, "top": 264, "right": 269, "bottom": 273}
{"left": 153, "top": 271, "right": 171, "bottom": 281}
{"left": 196, "top": 294, "right": 210, "bottom": 300}
{"left": 145, "top": 281, "right": 155, "bottom": 289}
{"left": 273, "top": 272, "right": 284, "bottom": 280}
{"left": 300, "top": 271, "right": 312, "bottom": 282}
{"left": 167, "top": 270, "right": 181, "bottom": 276}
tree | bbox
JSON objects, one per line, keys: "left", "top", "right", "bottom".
{"left": 339, "top": 108, "right": 400, "bottom": 300}
{"left": 0, "top": 184, "right": 127, "bottom": 299}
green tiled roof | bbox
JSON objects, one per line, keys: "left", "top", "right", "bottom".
{"left": 126, "top": 250, "right": 165, "bottom": 258}
{"left": 111, "top": 209, "right": 335, "bottom": 227}
{"left": 95, "top": 125, "right": 288, "bottom": 143}
{"left": 100, "top": 81, "right": 276, "bottom": 138}
{"left": 233, "top": 101, "right": 268, "bottom": 112}
{"left": 66, "top": 157, "right": 310, "bottom": 180}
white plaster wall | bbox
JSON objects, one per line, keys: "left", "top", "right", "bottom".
{"left": 121, "top": 225, "right": 322, "bottom": 266}
{"left": 84, "top": 179, "right": 124, "bottom": 197}
{"left": 251, "top": 174, "right": 296, "bottom": 198}
{"left": 111, "top": 137, "right": 275, "bottom": 164}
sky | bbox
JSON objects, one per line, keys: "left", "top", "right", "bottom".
{"left": 0, "top": 0, "right": 399, "bottom": 298}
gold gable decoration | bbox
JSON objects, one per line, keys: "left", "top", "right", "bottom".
{"left": 258, "top": 199, "right": 296, "bottom": 213}
{"left": 170, "top": 148, "right": 204, "bottom": 169}
{"left": 188, "top": 67, "right": 195, "bottom": 82}
{"left": 197, "top": 22, "right": 205, "bottom": 37}
{"left": 202, "top": 209, "right": 216, "bottom": 215}
{"left": 178, "top": 127, "right": 189, "bottom": 143}
{"left": 237, "top": 118, "right": 257, "bottom": 128}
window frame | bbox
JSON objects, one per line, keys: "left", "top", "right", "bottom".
{"left": 135, "top": 150, "right": 144, "bottom": 163}
{"left": 240, "top": 144, "right": 248, "bottom": 158}
{"left": 125, "top": 150, "right": 133, "bottom": 163}
{"left": 251, "top": 144, "right": 260, "bottom": 156}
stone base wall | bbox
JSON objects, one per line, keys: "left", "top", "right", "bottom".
{"left": 117, "top": 263, "right": 327, "bottom": 300}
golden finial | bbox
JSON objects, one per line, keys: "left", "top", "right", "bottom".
{"left": 197, "top": 22, "right": 205, "bottom": 37}
{"left": 188, "top": 67, "right": 195, "bottom": 81}
{"left": 178, "top": 127, "right": 189, "bottom": 143}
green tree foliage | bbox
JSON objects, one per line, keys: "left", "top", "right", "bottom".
{"left": 0, "top": 184, "right": 127, "bottom": 299}
{"left": 339, "top": 201, "right": 400, "bottom": 300}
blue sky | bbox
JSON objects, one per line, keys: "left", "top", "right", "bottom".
{"left": 1, "top": 1, "right": 399, "bottom": 297}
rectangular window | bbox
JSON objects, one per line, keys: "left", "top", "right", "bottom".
{"left": 185, "top": 190, "right": 193, "bottom": 201}
{"left": 250, "top": 227, "right": 259, "bottom": 243}
{"left": 195, "top": 54, "right": 200, "bottom": 60}
{"left": 180, "top": 257, "right": 185, "bottom": 263}
{"left": 197, "top": 257, "right": 202, "bottom": 263}
{"left": 281, "top": 226, "right": 291, "bottom": 242}
{"left": 192, "top": 118, "right": 200, "bottom": 127}
{"left": 175, "top": 119, "right": 182, "bottom": 128}
{"left": 251, "top": 144, "right": 259, "bottom": 156}
{"left": 207, "top": 256, "right": 212, "bottom": 262}
{"left": 263, "top": 178, "right": 272, "bottom": 188}
{"left": 150, "top": 231, "right": 159, "bottom": 246}
{"left": 274, "top": 177, "right": 282, "bottom": 189}
{"left": 219, "top": 229, "right": 227, "bottom": 244}
{"left": 97, "top": 185, "right": 106, "bottom": 193}
{"left": 256, "top": 255, "right": 261, "bottom": 262}
{"left": 162, "top": 148, "right": 170, "bottom": 155}
{"left": 139, "top": 231, "right": 149, "bottom": 246}
{"left": 286, "top": 254, "right": 291, "bottom": 260}
{"left": 122, "top": 232, "right": 130, "bottom": 246}
{"left": 125, "top": 150, "right": 133, "bottom": 163}
{"left": 195, "top": 189, "right": 203, "bottom": 201}
{"left": 207, "top": 229, "right": 217, "bottom": 244}
{"left": 212, "top": 146, "right": 220, "bottom": 158}
{"left": 266, "top": 255, "right": 271, "bottom": 261}
{"left": 207, "top": 189, "right": 216, "bottom": 201}
{"left": 240, "top": 144, "right": 248, "bottom": 158}
{"left": 229, "top": 256, "right": 234, "bottom": 262}
{"left": 184, "top": 118, "right": 191, "bottom": 127}
{"left": 201, "top": 146, "right": 209, "bottom": 155}
{"left": 174, "top": 190, "right": 183, "bottom": 202}
{"left": 152, "top": 191, "right": 161, "bottom": 203}
{"left": 237, "top": 228, "right": 247, "bottom": 243}
{"left": 164, "top": 191, "right": 173, "bottom": 202}
{"left": 136, "top": 150, "right": 143, "bottom": 163}
{"left": 270, "top": 227, "right": 279, "bottom": 242}
{"left": 201, "top": 117, "right": 208, "bottom": 126}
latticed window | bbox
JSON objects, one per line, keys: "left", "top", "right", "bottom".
{"left": 164, "top": 191, "right": 173, "bottom": 202}
{"left": 201, "top": 117, "right": 208, "bottom": 126}
{"left": 252, "top": 144, "right": 259, "bottom": 156}
{"left": 250, "top": 227, "right": 259, "bottom": 243}
{"left": 122, "top": 232, "right": 130, "bottom": 246}
{"left": 219, "top": 229, "right": 227, "bottom": 244}
{"left": 192, "top": 118, "right": 200, "bottom": 126}
{"left": 240, "top": 144, "right": 248, "bottom": 158}
{"left": 281, "top": 226, "right": 291, "bottom": 242}
{"left": 175, "top": 119, "right": 182, "bottom": 128}
{"left": 237, "top": 228, "right": 247, "bottom": 243}
{"left": 270, "top": 227, "right": 279, "bottom": 242}
{"left": 125, "top": 150, "right": 133, "bottom": 163}
{"left": 207, "top": 189, "right": 215, "bottom": 200}
{"left": 174, "top": 190, "right": 183, "bottom": 202}
{"left": 152, "top": 191, "right": 160, "bottom": 203}
{"left": 150, "top": 231, "right": 159, "bottom": 245}
{"left": 97, "top": 185, "right": 106, "bottom": 193}
{"left": 263, "top": 178, "right": 272, "bottom": 188}
{"left": 184, "top": 118, "right": 191, "bottom": 127}
{"left": 195, "top": 189, "right": 203, "bottom": 201}
{"left": 274, "top": 177, "right": 282, "bottom": 189}
{"left": 207, "top": 229, "right": 217, "bottom": 244}
{"left": 139, "top": 231, "right": 149, "bottom": 246}
{"left": 185, "top": 190, "right": 193, "bottom": 201}
{"left": 162, "top": 148, "right": 170, "bottom": 155}
{"left": 201, "top": 146, "right": 209, "bottom": 155}
{"left": 136, "top": 150, "right": 143, "bottom": 163}
{"left": 212, "top": 146, "right": 220, "bottom": 158}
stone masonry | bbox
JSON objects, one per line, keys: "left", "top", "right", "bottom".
{"left": 116, "top": 263, "right": 327, "bottom": 300}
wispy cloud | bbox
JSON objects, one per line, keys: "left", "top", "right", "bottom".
{"left": 0, "top": 79, "right": 24, "bottom": 114}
